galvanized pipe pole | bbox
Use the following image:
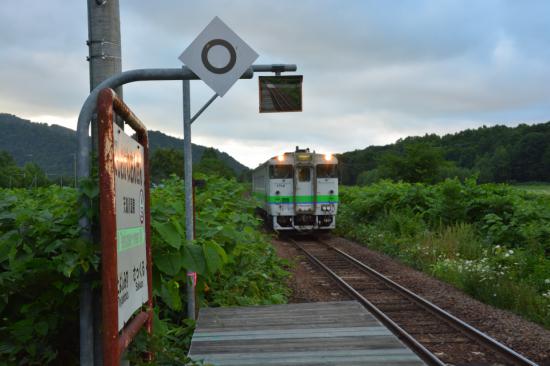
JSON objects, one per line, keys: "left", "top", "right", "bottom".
{"left": 182, "top": 77, "right": 196, "bottom": 320}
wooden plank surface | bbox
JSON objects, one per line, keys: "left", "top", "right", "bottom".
{"left": 188, "top": 301, "right": 426, "bottom": 365}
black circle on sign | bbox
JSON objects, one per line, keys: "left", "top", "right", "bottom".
{"left": 201, "top": 39, "right": 237, "bottom": 74}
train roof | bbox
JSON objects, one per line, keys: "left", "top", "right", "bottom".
{"left": 254, "top": 147, "right": 338, "bottom": 170}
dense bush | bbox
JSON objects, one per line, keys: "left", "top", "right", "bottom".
{"left": 0, "top": 186, "right": 97, "bottom": 364}
{"left": 0, "top": 176, "right": 289, "bottom": 365}
{"left": 336, "top": 179, "right": 550, "bottom": 327}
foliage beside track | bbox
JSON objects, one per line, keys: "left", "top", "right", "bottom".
{"left": 0, "top": 176, "right": 289, "bottom": 365}
{"left": 336, "top": 179, "right": 550, "bottom": 328}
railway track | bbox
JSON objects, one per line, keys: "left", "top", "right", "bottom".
{"left": 287, "top": 237, "right": 538, "bottom": 366}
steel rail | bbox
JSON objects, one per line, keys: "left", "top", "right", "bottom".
{"left": 318, "top": 239, "right": 538, "bottom": 366}
{"left": 289, "top": 238, "right": 445, "bottom": 366}
{"left": 290, "top": 237, "right": 538, "bottom": 366}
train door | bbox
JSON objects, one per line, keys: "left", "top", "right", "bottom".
{"left": 295, "top": 165, "right": 314, "bottom": 213}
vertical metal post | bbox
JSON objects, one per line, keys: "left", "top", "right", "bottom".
{"left": 80, "top": 280, "right": 94, "bottom": 366}
{"left": 182, "top": 77, "right": 196, "bottom": 320}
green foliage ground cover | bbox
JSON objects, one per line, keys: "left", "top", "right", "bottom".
{"left": 336, "top": 179, "right": 550, "bottom": 328}
{"left": 513, "top": 183, "right": 550, "bottom": 196}
{"left": 0, "top": 176, "right": 289, "bottom": 365}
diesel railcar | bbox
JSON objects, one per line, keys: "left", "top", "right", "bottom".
{"left": 252, "top": 147, "right": 338, "bottom": 231}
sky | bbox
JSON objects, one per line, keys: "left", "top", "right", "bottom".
{"left": 1, "top": 1, "right": 549, "bottom": 168}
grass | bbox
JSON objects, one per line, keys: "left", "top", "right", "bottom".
{"left": 513, "top": 182, "right": 550, "bottom": 195}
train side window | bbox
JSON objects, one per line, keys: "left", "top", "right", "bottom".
{"left": 269, "top": 165, "right": 293, "bottom": 179}
{"left": 297, "top": 167, "right": 311, "bottom": 182}
{"left": 316, "top": 164, "right": 338, "bottom": 178}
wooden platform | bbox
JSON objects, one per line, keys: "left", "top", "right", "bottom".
{"left": 188, "top": 301, "right": 426, "bottom": 365}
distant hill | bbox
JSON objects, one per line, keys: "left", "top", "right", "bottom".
{"left": 338, "top": 121, "right": 550, "bottom": 185}
{"left": 0, "top": 113, "right": 248, "bottom": 176}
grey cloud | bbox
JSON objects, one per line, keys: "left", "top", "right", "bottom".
{"left": 1, "top": 0, "right": 549, "bottom": 167}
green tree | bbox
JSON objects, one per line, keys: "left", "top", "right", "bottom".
{"left": 356, "top": 169, "right": 382, "bottom": 185}
{"left": 21, "top": 162, "right": 49, "bottom": 188}
{"left": 195, "top": 148, "right": 235, "bottom": 179}
{"left": 379, "top": 143, "right": 446, "bottom": 183}
{"left": 490, "top": 146, "right": 511, "bottom": 182}
{"left": 0, "top": 151, "right": 22, "bottom": 188}
{"left": 150, "top": 148, "right": 184, "bottom": 184}
{"left": 542, "top": 146, "right": 550, "bottom": 181}
{"left": 511, "top": 132, "right": 547, "bottom": 181}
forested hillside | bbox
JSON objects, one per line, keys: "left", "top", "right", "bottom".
{"left": 0, "top": 113, "right": 248, "bottom": 176}
{"left": 338, "top": 122, "right": 550, "bottom": 185}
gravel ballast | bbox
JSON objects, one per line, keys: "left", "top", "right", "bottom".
{"left": 272, "top": 235, "right": 550, "bottom": 365}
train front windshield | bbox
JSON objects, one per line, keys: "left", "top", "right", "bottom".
{"left": 270, "top": 165, "right": 293, "bottom": 179}
{"left": 316, "top": 164, "right": 338, "bottom": 178}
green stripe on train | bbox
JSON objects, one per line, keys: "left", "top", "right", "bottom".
{"left": 253, "top": 192, "right": 339, "bottom": 203}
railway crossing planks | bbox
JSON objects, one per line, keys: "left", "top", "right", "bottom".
{"left": 188, "top": 301, "right": 426, "bottom": 365}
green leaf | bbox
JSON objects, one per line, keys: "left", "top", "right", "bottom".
{"left": 181, "top": 244, "right": 206, "bottom": 275}
{"left": 152, "top": 220, "right": 183, "bottom": 249}
{"left": 79, "top": 179, "right": 99, "bottom": 199}
{"left": 159, "top": 280, "right": 182, "bottom": 311}
{"left": 35, "top": 321, "right": 48, "bottom": 336}
{"left": 203, "top": 240, "right": 227, "bottom": 274}
{"left": 155, "top": 252, "right": 182, "bottom": 276}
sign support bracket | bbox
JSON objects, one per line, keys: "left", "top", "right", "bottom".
{"left": 191, "top": 93, "right": 218, "bottom": 124}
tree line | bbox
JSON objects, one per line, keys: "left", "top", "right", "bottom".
{"left": 150, "top": 147, "right": 238, "bottom": 184}
{"left": 0, "top": 151, "right": 53, "bottom": 188}
{"left": 338, "top": 122, "right": 550, "bottom": 185}
{"left": 0, "top": 146, "right": 239, "bottom": 189}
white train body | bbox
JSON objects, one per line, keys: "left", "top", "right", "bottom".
{"left": 252, "top": 147, "right": 338, "bottom": 231}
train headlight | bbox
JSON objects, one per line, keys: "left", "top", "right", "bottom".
{"left": 324, "top": 153, "right": 332, "bottom": 161}
{"left": 321, "top": 204, "right": 335, "bottom": 212}
{"left": 277, "top": 154, "right": 285, "bottom": 162}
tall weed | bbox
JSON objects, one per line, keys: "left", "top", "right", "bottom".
{"left": 336, "top": 180, "right": 550, "bottom": 328}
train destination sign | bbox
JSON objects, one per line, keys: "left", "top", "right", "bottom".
{"left": 259, "top": 75, "right": 303, "bottom": 113}
{"left": 113, "top": 123, "right": 149, "bottom": 330}
{"left": 179, "top": 16, "right": 258, "bottom": 96}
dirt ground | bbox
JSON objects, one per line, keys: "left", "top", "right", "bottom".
{"left": 271, "top": 235, "right": 550, "bottom": 365}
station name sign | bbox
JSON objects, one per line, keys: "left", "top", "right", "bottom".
{"left": 97, "top": 88, "right": 153, "bottom": 364}
{"left": 113, "top": 124, "right": 149, "bottom": 331}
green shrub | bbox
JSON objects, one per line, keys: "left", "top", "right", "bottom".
{"left": 0, "top": 176, "right": 289, "bottom": 364}
{"left": 336, "top": 180, "right": 550, "bottom": 327}
{"left": 0, "top": 186, "right": 98, "bottom": 364}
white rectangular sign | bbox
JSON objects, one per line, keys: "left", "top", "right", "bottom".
{"left": 114, "top": 123, "right": 149, "bottom": 331}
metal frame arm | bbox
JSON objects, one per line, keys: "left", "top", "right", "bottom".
{"left": 76, "top": 64, "right": 296, "bottom": 179}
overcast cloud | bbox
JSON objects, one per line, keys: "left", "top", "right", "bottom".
{"left": 1, "top": 0, "right": 549, "bottom": 167}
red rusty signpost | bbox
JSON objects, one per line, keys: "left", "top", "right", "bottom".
{"left": 97, "top": 88, "right": 153, "bottom": 365}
